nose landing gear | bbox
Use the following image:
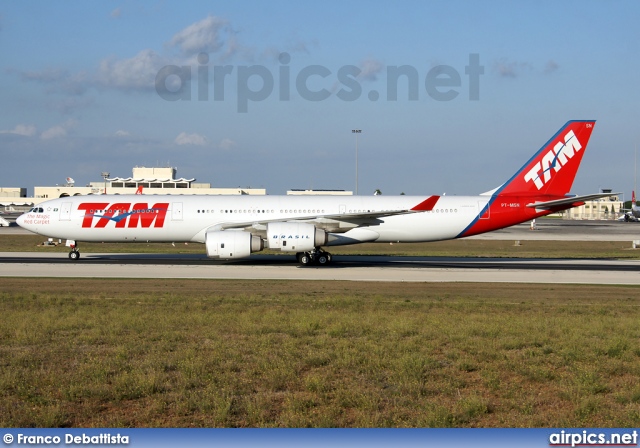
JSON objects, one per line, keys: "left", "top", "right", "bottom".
{"left": 67, "top": 241, "right": 80, "bottom": 260}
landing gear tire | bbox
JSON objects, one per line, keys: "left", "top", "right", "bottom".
{"left": 317, "top": 254, "right": 329, "bottom": 265}
{"left": 69, "top": 250, "right": 80, "bottom": 260}
{"left": 299, "top": 252, "right": 313, "bottom": 266}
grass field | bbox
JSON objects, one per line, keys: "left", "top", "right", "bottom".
{"left": 1, "top": 279, "right": 639, "bottom": 427}
{"left": 2, "top": 234, "right": 640, "bottom": 259}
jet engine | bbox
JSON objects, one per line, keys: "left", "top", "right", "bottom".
{"left": 266, "top": 222, "right": 328, "bottom": 252}
{"left": 205, "top": 230, "right": 264, "bottom": 259}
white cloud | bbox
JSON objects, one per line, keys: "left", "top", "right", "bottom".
{"left": 19, "top": 68, "right": 90, "bottom": 95}
{"left": 175, "top": 132, "right": 207, "bottom": 146}
{"left": 0, "top": 124, "right": 37, "bottom": 136}
{"left": 115, "top": 130, "right": 130, "bottom": 137}
{"left": 493, "top": 58, "right": 533, "bottom": 78}
{"left": 41, "top": 126, "right": 67, "bottom": 140}
{"left": 40, "top": 119, "right": 77, "bottom": 140}
{"left": 97, "top": 49, "right": 168, "bottom": 91}
{"left": 219, "top": 138, "right": 237, "bottom": 150}
{"left": 358, "top": 58, "right": 385, "bottom": 81}
{"left": 168, "top": 15, "right": 230, "bottom": 56}
{"left": 14, "top": 14, "right": 301, "bottom": 97}
{"left": 47, "top": 97, "right": 94, "bottom": 115}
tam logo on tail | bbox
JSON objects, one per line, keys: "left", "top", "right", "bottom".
{"left": 496, "top": 121, "right": 595, "bottom": 198}
{"left": 523, "top": 128, "right": 584, "bottom": 190}
{"left": 458, "top": 120, "right": 597, "bottom": 239}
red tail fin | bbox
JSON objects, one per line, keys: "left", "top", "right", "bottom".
{"left": 459, "top": 121, "right": 597, "bottom": 238}
{"left": 633, "top": 191, "right": 636, "bottom": 205}
{"left": 496, "top": 121, "right": 595, "bottom": 197}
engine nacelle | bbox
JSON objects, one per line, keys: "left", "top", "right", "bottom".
{"left": 267, "top": 222, "right": 328, "bottom": 252}
{"left": 205, "top": 230, "right": 264, "bottom": 259}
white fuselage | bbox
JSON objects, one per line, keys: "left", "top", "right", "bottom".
{"left": 18, "top": 194, "right": 491, "bottom": 246}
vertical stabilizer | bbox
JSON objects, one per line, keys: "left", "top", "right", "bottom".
{"left": 495, "top": 120, "right": 595, "bottom": 197}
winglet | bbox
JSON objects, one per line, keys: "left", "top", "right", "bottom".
{"left": 411, "top": 195, "right": 440, "bottom": 211}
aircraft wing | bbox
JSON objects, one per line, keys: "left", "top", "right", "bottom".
{"left": 525, "top": 193, "right": 621, "bottom": 210}
{"left": 210, "top": 209, "right": 416, "bottom": 233}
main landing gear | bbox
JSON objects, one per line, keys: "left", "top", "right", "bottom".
{"left": 296, "top": 248, "right": 333, "bottom": 266}
{"left": 68, "top": 243, "right": 80, "bottom": 260}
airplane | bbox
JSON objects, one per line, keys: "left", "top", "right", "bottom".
{"left": 17, "top": 120, "right": 613, "bottom": 265}
{"left": 0, "top": 206, "right": 25, "bottom": 225}
{"left": 619, "top": 191, "right": 640, "bottom": 222}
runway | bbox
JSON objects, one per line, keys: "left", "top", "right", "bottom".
{"left": 1, "top": 220, "right": 639, "bottom": 284}
{"left": 1, "top": 252, "right": 639, "bottom": 284}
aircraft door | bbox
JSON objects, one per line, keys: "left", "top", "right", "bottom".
{"left": 172, "top": 202, "right": 183, "bottom": 221}
{"left": 60, "top": 202, "right": 72, "bottom": 221}
{"left": 339, "top": 205, "right": 346, "bottom": 214}
{"left": 477, "top": 200, "right": 490, "bottom": 220}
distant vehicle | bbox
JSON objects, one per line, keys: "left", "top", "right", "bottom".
{"left": 619, "top": 191, "right": 640, "bottom": 222}
{"left": 0, "top": 216, "right": 10, "bottom": 227}
{"left": 17, "top": 120, "right": 613, "bottom": 265}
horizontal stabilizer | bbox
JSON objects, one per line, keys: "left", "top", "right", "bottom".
{"left": 526, "top": 192, "right": 621, "bottom": 209}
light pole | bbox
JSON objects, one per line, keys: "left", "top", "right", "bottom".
{"left": 352, "top": 129, "right": 361, "bottom": 195}
{"left": 101, "top": 172, "right": 110, "bottom": 194}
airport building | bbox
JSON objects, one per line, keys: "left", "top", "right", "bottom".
{"left": 563, "top": 189, "right": 624, "bottom": 220}
{"left": 0, "top": 187, "right": 31, "bottom": 214}
{"left": 286, "top": 189, "right": 353, "bottom": 196}
{"left": 0, "top": 167, "right": 266, "bottom": 212}
{"left": 0, "top": 187, "right": 27, "bottom": 198}
{"left": 30, "top": 167, "right": 266, "bottom": 203}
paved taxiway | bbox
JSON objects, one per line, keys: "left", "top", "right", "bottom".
{"left": 1, "top": 220, "right": 639, "bottom": 284}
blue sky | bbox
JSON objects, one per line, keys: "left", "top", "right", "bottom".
{"left": 1, "top": 1, "right": 639, "bottom": 197}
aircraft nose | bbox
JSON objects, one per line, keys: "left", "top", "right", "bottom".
{"left": 16, "top": 213, "right": 26, "bottom": 228}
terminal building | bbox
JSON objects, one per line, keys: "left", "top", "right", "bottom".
{"left": 0, "top": 167, "right": 265, "bottom": 215}
{"left": 286, "top": 189, "right": 353, "bottom": 196}
{"left": 32, "top": 167, "right": 266, "bottom": 201}
{"left": 563, "top": 189, "right": 625, "bottom": 220}
{"left": 0, "top": 187, "right": 31, "bottom": 214}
